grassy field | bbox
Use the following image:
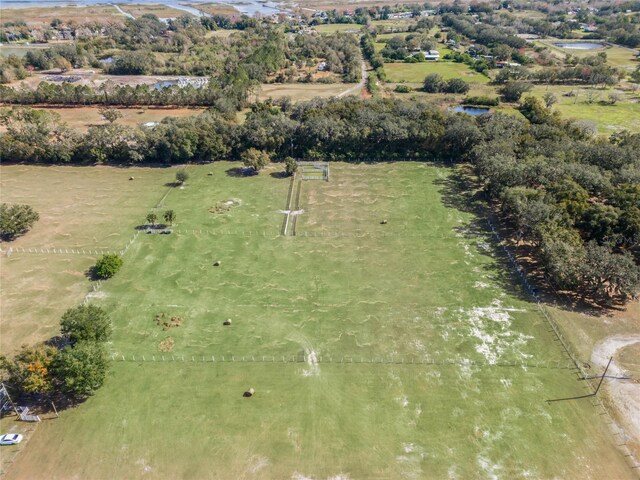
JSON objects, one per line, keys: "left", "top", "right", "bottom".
{"left": 258, "top": 82, "right": 354, "bottom": 101}
{"left": 0, "top": 5, "right": 125, "bottom": 25}
{"left": 1, "top": 162, "right": 634, "bottom": 479}
{"left": 187, "top": 2, "right": 239, "bottom": 16}
{"left": 385, "top": 61, "right": 491, "bottom": 84}
{"left": 312, "top": 23, "right": 363, "bottom": 34}
{"left": 528, "top": 85, "right": 640, "bottom": 135}
{"left": 0, "top": 165, "right": 177, "bottom": 354}
{"left": 10, "top": 106, "right": 206, "bottom": 132}
{"left": 117, "top": 4, "right": 194, "bottom": 18}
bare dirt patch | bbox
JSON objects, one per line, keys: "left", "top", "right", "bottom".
{"left": 591, "top": 335, "right": 640, "bottom": 465}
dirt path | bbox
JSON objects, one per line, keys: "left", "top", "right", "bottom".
{"left": 336, "top": 60, "right": 367, "bottom": 98}
{"left": 591, "top": 335, "right": 640, "bottom": 455}
{"left": 111, "top": 4, "right": 135, "bottom": 19}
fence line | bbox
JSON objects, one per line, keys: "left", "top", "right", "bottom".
{"left": 170, "top": 229, "right": 487, "bottom": 239}
{"left": 109, "top": 352, "right": 575, "bottom": 370}
{"left": 485, "top": 219, "right": 587, "bottom": 379}
{"left": 0, "top": 246, "right": 120, "bottom": 256}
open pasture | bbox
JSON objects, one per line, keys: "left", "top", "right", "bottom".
{"left": 19, "top": 106, "right": 206, "bottom": 132}
{"left": 1, "top": 162, "right": 633, "bottom": 479}
{"left": 384, "top": 61, "right": 491, "bottom": 84}
{"left": 0, "top": 165, "right": 175, "bottom": 353}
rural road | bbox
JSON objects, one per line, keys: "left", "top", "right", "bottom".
{"left": 336, "top": 60, "right": 368, "bottom": 98}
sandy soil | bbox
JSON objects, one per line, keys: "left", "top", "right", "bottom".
{"left": 591, "top": 335, "right": 640, "bottom": 464}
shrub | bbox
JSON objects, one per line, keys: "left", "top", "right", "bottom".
{"left": 284, "top": 157, "right": 298, "bottom": 176}
{"left": 94, "top": 254, "right": 123, "bottom": 279}
{"left": 462, "top": 96, "right": 500, "bottom": 106}
{"left": 443, "top": 78, "right": 470, "bottom": 94}
{"left": 423, "top": 73, "right": 445, "bottom": 93}
{"left": 0, "top": 203, "right": 39, "bottom": 241}
{"left": 394, "top": 85, "right": 412, "bottom": 93}
{"left": 175, "top": 169, "right": 189, "bottom": 184}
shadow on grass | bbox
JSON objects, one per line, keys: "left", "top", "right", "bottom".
{"left": 225, "top": 167, "right": 257, "bottom": 178}
{"left": 435, "top": 164, "right": 615, "bottom": 317}
{"left": 269, "top": 171, "right": 290, "bottom": 179}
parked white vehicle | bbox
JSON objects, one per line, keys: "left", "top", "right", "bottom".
{"left": 0, "top": 433, "right": 23, "bottom": 445}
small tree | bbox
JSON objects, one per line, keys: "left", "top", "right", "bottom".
{"left": 2, "top": 345, "right": 58, "bottom": 395}
{"left": 94, "top": 254, "right": 123, "bottom": 279}
{"left": 284, "top": 157, "right": 297, "bottom": 176}
{"left": 52, "top": 341, "right": 109, "bottom": 398}
{"left": 163, "top": 210, "right": 176, "bottom": 225}
{"left": 607, "top": 92, "right": 622, "bottom": 105}
{"left": 499, "top": 81, "right": 533, "bottom": 102}
{"left": 444, "top": 78, "right": 470, "bottom": 94}
{"left": 60, "top": 304, "right": 111, "bottom": 344}
{"left": 543, "top": 92, "right": 557, "bottom": 109}
{"left": 146, "top": 212, "right": 158, "bottom": 226}
{"left": 175, "top": 169, "right": 189, "bottom": 184}
{"left": 54, "top": 56, "right": 72, "bottom": 73}
{"left": 241, "top": 148, "right": 270, "bottom": 173}
{"left": 98, "top": 107, "right": 123, "bottom": 124}
{"left": 0, "top": 203, "right": 39, "bottom": 241}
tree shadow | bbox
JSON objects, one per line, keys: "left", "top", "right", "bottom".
{"left": 164, "top": 182, "right": 181, "bottom": 187}
{"left": 135, "top": 224, "right": 167, "bottom": 231}
{"left": 269, "top": 171, "right": 290, "bottom": 179}
{"left": 226, "top": 167, "right": 257, "bottom": 178}
{"left": 435, "top": 164, "right": 619, "bottom": 317}
{"left": 84, "top": 265, "right": 100, "bottom": 281}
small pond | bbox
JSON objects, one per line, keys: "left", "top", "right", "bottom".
{"left": 450, "top": 106, "right": 491, "bottom": 116}
{"left": 554, "top": 42, "right": 604, "bottom": 50}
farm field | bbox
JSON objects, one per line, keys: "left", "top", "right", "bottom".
{"left": 1, "top": 162, "right": 634, "bottom": 479}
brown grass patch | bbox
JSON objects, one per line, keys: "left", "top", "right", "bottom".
{"left": 155, "top": 313, "right": 183, "bottom": 330}
{"left": 158, "top": 336, "right": 175, "bottom": 352}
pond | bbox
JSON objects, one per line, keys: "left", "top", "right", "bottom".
{"left": 554, "top": 42, "right": 605, "bottom": 50}
{"left": 450, "top": 106, "right": 492, "bottom": 116}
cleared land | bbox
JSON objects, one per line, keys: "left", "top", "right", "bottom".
{"left": 13, "top": 106, "right": 206, "bottom": 132}
{"left": 258, "top": 82, "right": 355, "bottom": 101}
{"left": 385, "top": 61, "right": 491, "bottom": 83}
{"left": 1, "top": 162, "right": 634, "bottom": 479}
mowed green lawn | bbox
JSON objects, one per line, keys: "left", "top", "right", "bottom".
{"left": 385, "top": 61, "right": 491, "bottom": 83}
{"left": 3, "top": 162, "right": 633, "bottom": 479}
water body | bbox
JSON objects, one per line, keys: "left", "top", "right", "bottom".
{"left": 1, "top": 0, "right": 284, "bottom": 17}
{"left": 450, "top": 106, "right": 491, "bottom": 116}
{"left": 554, "top": 42, "right": 604, "bottom": 50}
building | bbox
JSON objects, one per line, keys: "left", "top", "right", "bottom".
{"left": 423, "top": 50, "right": 440, "bottom": 61}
